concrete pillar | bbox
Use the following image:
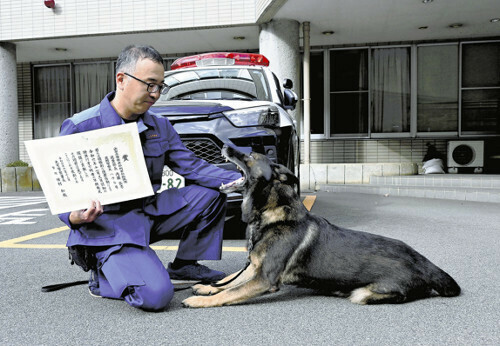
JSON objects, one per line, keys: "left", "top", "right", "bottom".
{"left": 259, "top": 19, "right": 301, "bottom": 125}
{"left": 0, "top": 42, "right": 19, "bottom": 168}
{"left": 302, "top": 21, "right": 311, "bottom": 164}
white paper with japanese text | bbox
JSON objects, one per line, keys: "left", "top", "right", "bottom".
{"left": 25, "top": 123, "right": 154, "bottom": 215}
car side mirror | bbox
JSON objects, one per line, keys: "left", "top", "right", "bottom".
{"left": 283, "top": 89, "right": 298, "bottom": 110}
{"left": 283, "top": 78, "right": 293, "bottom": 89}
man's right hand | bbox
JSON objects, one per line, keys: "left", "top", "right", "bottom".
{"left": 69, "top": 200, "right": 103, "bottom": 225}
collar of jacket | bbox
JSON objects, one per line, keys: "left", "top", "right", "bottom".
{"left": 99, "top": 91, "right": 152, "bottom": 133}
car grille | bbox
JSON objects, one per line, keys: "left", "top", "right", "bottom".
{"left": 182, "top": 138, "right": 225, "bottom": 164}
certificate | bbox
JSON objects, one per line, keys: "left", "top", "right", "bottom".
{"left": 25, "top": 123, "right": 154, "bottom": 214}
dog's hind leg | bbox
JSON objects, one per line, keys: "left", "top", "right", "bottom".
{"left": 348, "top": 284, "right": 406, "bottom": 305}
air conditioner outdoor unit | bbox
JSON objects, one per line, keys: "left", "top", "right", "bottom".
{"left": 447, "top": 140, "right": 484, "bottom": 173}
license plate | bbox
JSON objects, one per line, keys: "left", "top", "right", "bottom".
{"left": 158, "top": 165, "right": 185, "bottom": 192}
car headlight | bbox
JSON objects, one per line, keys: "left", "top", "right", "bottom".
{"left": 223, "top": 106, "right": 280, "bottom": 127}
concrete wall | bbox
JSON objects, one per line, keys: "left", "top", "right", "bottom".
{"left": 2, "top": 163, "right": 416, "bottom": 193}
{"left": 0, "top": 42, "right": 19, "bottom": 168}
{"left": 259, "top": 18, "right": 301, "bottom": 124}
{"left": 300, "top": 162, "right": 419, "bottom": 191}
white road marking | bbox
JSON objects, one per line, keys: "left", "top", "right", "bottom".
{"left": 0, "top": 208, "right": 49, "bottom": 225}
{"left": 0, "top": 196, "right": 47, "bottom": 210}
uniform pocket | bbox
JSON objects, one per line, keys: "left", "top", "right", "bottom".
{"left": 142, "top": 139, "right": 169, "bottom": 157}
{"left": 81, "top": 218, "right": 116, "bottom": 239}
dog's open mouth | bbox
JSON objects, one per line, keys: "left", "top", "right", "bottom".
{"left": 220, "top": 176, "right": 245, "bottom": 192}
{"left": 220, "top": 146, "right": 248, "bottom": 193}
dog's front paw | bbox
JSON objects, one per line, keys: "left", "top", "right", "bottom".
{"left": 192, "top": 283, "right": 221, "bottom": 296}
{"left": 182, "top": 295, "right": 220, "bottom": 308}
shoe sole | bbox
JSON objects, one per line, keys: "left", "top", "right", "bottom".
{"left": 171, "top": 279, "right": 201, "bottom": 285}
{"left": 88, "top": 288, "right": 103, "bottom": 298}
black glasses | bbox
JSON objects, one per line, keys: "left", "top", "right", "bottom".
{"left": 124, "top": 72, "right": 169, "bottom": 95}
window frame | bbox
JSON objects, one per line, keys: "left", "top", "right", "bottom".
{"left": 369, "top": 44, "right": 413, "bottom": 139}
{"left": 32, "top": 63, "right": 73, "bottom": 139}
{"left": 328, "top": 46, "right": 370, "bottom": 139}
{"left": 73, "top": 60, "right": 114, "bottom": 113}
{"left": 305, "top": 39, "right": 500, "bottom": 140}
{"left": 459, "top": 39, "right": 500, "bottom": 138}
{"left": 32, "top": 58, "right": 176, "bottom": 139}
{"left": 415, "top": 42, "right": 459, "bottom": 139}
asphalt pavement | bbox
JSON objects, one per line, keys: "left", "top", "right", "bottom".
{"left": 0, "top": 190, "right": 499, "bottom": 345}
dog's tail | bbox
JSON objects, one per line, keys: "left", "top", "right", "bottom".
{"left": 430, "top": 266, "right": 461, "bottom": 297}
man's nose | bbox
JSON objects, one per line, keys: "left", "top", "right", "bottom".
{"left": 150, "top": 90, "right": 160, "bottom": 99}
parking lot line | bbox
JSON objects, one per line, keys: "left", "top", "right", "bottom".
{"left": 0, "top": 226, "right": 68, "bottom": 248}
{"left": 0, "top": 195, "right": 316, "bottom": 250}
{"left": 302, "top": 195, "right": 316, "bottom": 211}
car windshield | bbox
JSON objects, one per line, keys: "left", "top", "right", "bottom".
{"left": 160, "top": 68, "right": 271, "bottom": 102}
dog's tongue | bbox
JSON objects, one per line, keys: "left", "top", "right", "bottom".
{"left": 221, "top": 176, "right": 245, "bottom": 189}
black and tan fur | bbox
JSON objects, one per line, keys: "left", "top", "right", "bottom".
{"left": 182, "top": 146, "right": 461, "bottom": 308}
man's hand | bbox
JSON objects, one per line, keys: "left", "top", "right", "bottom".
{"left": 69, "top": 200, "right": 103, "bottom": 225}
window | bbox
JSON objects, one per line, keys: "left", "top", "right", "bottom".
{"left": 371, "top": 47, "right": 411, "bottom": 134}
{"left": 310, "top": 51, "right": 324, "bottom": 135}
{"left": 34, "top": 58, "right": 173, "bottom": 139}
{"left": 417, "top": 44, "right": 459, "bottom": 132}
{"left": 74, "top": 63, "right": 113, "bottom": 113}
{"left": 461, "top": 42, "right": 500, "bottom": 133}
{"left": 161, "top": 68, "right": 271, "bottom": 101}
{"left": 330, "top": 49, "right": 368, "bottom": 135}
{"left": 33, "top": 65, "right": 71, "bottom": 139}
{"left": 312, "top": 41, "right": 499, "bottom": 138}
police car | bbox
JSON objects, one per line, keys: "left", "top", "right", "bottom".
{"left": 153, "top": 52, "right": 300, "bottom": 206}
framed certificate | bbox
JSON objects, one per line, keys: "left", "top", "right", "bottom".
{"left": 25, "top": 123, "right": 154, "bottom": 214}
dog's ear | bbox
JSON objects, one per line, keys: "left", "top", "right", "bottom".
{"left": 273, "top": 164, "right": 299, "bottom": 187}
{"left": 253, "top": 161, "right": 273, "bottom": 181}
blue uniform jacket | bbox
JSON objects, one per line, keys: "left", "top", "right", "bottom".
{"left": 58, "top": 92, "right": 241, "bottom": 248}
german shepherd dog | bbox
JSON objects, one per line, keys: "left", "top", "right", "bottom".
{"left": 182, "top": 146, "right": 461, "bottom": 308}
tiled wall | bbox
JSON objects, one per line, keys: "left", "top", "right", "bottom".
{"left": 0, "top": 0, "right": 257, "bottom": 41}
{"left": 17, "top": 63, "right": 32, "bottom": 163}
{"left": 302, "top": 139, "right": 447, "bottom": 164}
{"left": 255, "top": 0, "right": 287, "bottom": 22}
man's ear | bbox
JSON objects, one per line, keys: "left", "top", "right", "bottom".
{"left": 115, "top": 72, "right": 126, "bottom": 91}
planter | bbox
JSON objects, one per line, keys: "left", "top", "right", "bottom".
{"left": 1, "top": 167, "right": 17, "bottom": 192}
{"left": 0, "top": 166, "right": 41, "bottom": 192}
{"left": 16, "top": 166, "right": 33, "bottom": 191}
{"left": 32, "top": 168, "right": 41, "bottom": 191}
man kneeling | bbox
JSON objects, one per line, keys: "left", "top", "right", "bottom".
{"left": 58, "top": 45, "right": 241, "bottom": 311}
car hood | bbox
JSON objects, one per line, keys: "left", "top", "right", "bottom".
{"left": 152, "top": 100, "right": 274, "bottom": 116}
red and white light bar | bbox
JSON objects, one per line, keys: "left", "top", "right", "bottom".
{"left": 170, "top": 52, "right": 270, "bottom": 70}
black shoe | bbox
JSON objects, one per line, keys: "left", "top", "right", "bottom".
{"left": 167, "top": 262, "right": 226, "bottom": 283}
{"left": 88, "top": 270, "right": 101, "bottom": 298}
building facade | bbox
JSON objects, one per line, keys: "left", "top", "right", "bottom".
{"left": 1, "top": 0, "right": 499, "bottom": 173}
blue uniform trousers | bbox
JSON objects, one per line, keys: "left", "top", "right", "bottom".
{"left": 93, "top": 185, "right": 227, "bottom": 311}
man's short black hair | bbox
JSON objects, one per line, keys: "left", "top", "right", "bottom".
{"left": 115, "top": 45, "right": 164, "bottom": 74}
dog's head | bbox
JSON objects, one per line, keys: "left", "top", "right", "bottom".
{"left": 220, "top": 145, "right": 299, "bottom": 194}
